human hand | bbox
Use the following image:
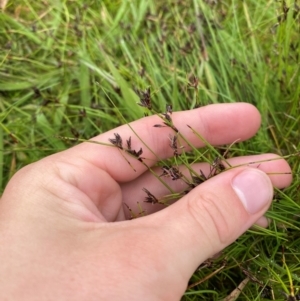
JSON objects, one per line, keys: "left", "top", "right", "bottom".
{"left": 0, "top": 103, "right": 292, "bottom": 301}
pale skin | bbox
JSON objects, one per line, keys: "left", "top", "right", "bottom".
{"left": 0, "top": 103, "right": 292, "bottom": 301}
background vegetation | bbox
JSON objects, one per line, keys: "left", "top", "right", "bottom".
{"left": 0, "top": 0, "right": 300, "bottom": 300}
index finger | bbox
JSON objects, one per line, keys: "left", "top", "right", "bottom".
{"left": 63, "top": 103, "right": 261, "bottom": 182}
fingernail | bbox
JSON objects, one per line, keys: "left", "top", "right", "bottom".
{"left": 231, "top": 169, "right": 273, "bottom": 214}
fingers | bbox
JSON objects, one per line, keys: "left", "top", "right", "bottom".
{"left": 134, "top": 167, "right": 274, "bottom": 287}
{"left": 61, "top": 103, "right": 261, "bottom": 182}
{"left": 255, "top": 216, "right": 269, "bottom": 228}
{"left": 121, "top": 154, "right": 292, "bottom": 218}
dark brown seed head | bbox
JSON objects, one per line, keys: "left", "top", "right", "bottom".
{"left": 70, "top": 127, "right": 80, "bottom": 138}
{"left": 143, "top": 188, "right": 159, "bottom": 204}
{"left": 109, "top": 133, "right": 123, "bottom": 149}
{"left": 160, "top": 166, "right": 182, "bottom": 180}
{"left": 162, "top": 112, "right": 172, "bottom": 123}
{"left": 169, "top": 134, "right": 180, "bottom": 156}
{"left": 135, "top": 148, "right": 143, "bottom": 157}
{"left": 136, "top": 87, "right": 152, "bottom": 110}
{"left": 126, "top": 136, "right": 132, "bottom": 150}
{"left": 191, "top": 169, "right": 207, "bottom": 187}
{"left": 166, "top": 104, "right": 173, "bottom": 114}
{"left": 125, "top": 136, "right": 143, "bottom": 160}
{"left": 126, "top": 147, "right": 143, "bottom": 158}
{"left": 169, "top": 134, "right": 177, "bottom": 148}
{"left": 210, "top": 157, "right": 225, "bottom": 177}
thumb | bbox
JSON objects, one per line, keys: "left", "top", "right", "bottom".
{"left": 144, "top": 167, "right": 273, "bottom": 282}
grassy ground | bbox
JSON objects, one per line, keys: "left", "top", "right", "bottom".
{"left": 1, "top": 0, "right": 300, "bottom": 300}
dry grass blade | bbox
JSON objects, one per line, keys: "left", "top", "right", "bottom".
{"left": 222, "top": 277, "right": 250, "bottom": 301}
{"left": 187, "top": 263, "right": 225, "bottom": 289}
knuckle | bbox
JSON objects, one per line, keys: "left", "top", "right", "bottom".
{"left": 186, "top": 191, "right": 231, "bottom": 246}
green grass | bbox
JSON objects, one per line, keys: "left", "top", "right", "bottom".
{"left": 1, "top": 0, "right": 300, "bottom": 300}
